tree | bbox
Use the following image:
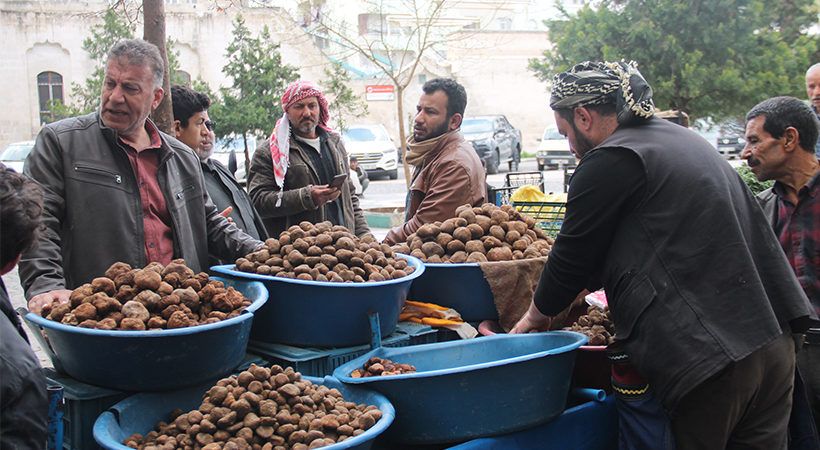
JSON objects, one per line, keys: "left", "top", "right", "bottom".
{"left": 48, "top": 7, "right": 183, "bottom": 124}
{"left": 529, "top": 0, "right": 820, "bottom": 123}
{"left": 209, "top": 14, "right": 300, "bottom": 172}
{"left": 320, "top": 62, "right": 369, "bottom": 132}
{"left": 49, "top": 9, "right": 135, "bottom": 119}
{"left": 293, "top": 0, "right": 497, "bottom": 187}
{"left": 143, "top": 0, "right": 173, "bottom": 133}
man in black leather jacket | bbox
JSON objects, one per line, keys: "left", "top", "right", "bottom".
{"left": 21, "top": 39, "right": 263, "bottom": 316}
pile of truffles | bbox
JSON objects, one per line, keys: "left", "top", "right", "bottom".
{"left": 43, "top": 260, "right": 251, "bottom": 330}
{"left": 390, "top": 203, "right": 554, "bottom": 263}
{"left": 235, "top": 221, "right": 415, "bottom": 282}
{"left": 350, "top": 357, "right": 417, "bottom": 378}
{"left": 123, "top": 364, "right": 383, "bottom": 450}
{"left": 564, "top": 305, "right": 616, "bottom": 346}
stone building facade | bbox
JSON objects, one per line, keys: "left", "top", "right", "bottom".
{"left": 1, "top": 0, "right": 553, "bottom": 153}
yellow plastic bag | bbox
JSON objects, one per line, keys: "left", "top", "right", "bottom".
{"left": 509, "top": 185, "right": 549, "bottom": 202}
{"left": 400, "top": 300, "right": 478, "bottom": 339}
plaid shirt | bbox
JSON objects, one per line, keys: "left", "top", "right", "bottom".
{"left": 773, "top": 169, "right": 820, "bottom": 315}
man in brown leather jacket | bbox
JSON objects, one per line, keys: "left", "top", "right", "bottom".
{"left": 247, "top": 80, "right": 371, "bottom": 239}
{"left": 382, "top": 78, "right": 486, "bottom": 245}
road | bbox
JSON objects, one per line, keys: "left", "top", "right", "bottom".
{"left": 360, "top": 156, "right": 746, "bottom": 211}
{"left": 359, "top": 157, "right": 569, "bottom": 212}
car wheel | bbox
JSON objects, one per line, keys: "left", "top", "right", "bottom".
{"left": 537, "top": 163, "right": 544, "bottom": 171}
{"left": 388, "top": 169, "right": 398, "bottom": 180}
{"left": 486, "top": 150, "right": 499, "bottom": 175}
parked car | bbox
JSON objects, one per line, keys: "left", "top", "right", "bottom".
{"left": 717, "top": 136, "right": 745, "bottom": 159}
{"left": 536, "top": 126, "right": 576, "bottom": 171}
{"left": 461, "top": 115, "right": 522, "bottom": 174}
{"left": 211, "top": 135, "right": 257, "bottom": 184}
{"left": 0, "top": 140, "right": 35, "bottom": 173}
{"left": 341, "top": 124, "right": 399, "bottom": 180}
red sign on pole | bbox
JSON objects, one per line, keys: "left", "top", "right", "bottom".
{"left": 366, "top": 85, "right": 395, "bottom": 101}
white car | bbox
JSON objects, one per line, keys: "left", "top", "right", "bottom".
{"left": 535, "top": 126, "right": 576, "bottom": 171}
{"left": 0, "top": 140, "right": 35, "bottom": 173}
{"left": 342, "top": 124, "right": 399, "bottom": 180}
{"left": 211, "top": 136, "right": 257, "bottom": 184}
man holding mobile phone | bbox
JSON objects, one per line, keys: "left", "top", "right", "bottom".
{"left": 248, "top": 81, "right": 372, "bottom": 238}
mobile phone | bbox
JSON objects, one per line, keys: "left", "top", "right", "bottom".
{"left": 329, "top": 173, "right": 348, "bottom": 189}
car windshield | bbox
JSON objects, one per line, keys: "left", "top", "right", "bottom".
{"left": 461, "top": 119, "right": 493, "bottom": 133}
{"left": 0, "top": 143, "right": 34, "bottom": 160}
{"left": 543, "top": 128, "right": 564, "bottom": 140}
{"left": 343, "top": 126, "right": 389, "bottom": 142}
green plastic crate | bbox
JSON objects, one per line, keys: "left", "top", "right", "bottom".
{"left": 512, "top": 201, "right": 566, "bottom": 237}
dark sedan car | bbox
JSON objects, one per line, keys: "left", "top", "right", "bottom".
{"left": 717, "top": 136, "right": 745, "bottom": 159}
{"left": 461, "top": 115, "right": 522, "bottom": 174}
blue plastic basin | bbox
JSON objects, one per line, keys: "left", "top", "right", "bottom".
{"left": 93, "top": 376, "right": 395, "bottom": 450}
{"left": 210, "top": 253, "right": 425, "bottom": 348}
{"left": 22, "top": 277, "right": 267, "bottom": 391}
{"left": 333, "top": 331, "right": 588, "bottom": 444}
{"left": 408, "top": 263, "right": 498, "bottom": 322}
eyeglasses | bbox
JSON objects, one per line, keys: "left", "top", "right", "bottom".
{"left": 204, "top": 120, "right": 216, "bottom": 132}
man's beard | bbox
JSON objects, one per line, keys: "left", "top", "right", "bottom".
{"left": 414, "top": 119, "right": 450, "bottom": 142}
{"left": 295, "top": 120, "right": 318, "bottom": 136}
{"left": 570, "top": 119, "right": 595, "bottom": 156}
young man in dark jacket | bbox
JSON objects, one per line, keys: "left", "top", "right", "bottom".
{"left": 22, "top": 39, "right": 263, "bottom": 316}
{"left": 0, "top": 165, "right": 48, "bottom": 448}
{"left": 171, "top": 83, "right": 268, "bottom": 267}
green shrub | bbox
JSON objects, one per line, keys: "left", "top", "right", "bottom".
{"left": 735, "top": 164, "right": 774, "bottom": 195}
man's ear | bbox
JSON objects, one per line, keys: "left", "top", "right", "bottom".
{"left": 173, "top": 120, "right": 183, "bottom": 138}
{"left": 449, "top": 113, "right": 463, "bottom": 131}
{"left": 574, "top": 107, "right": 594, "bottom": 133}
{"left": 783, "top": 127, "right": 800, "bottom": 153}
{"left": 151, "top": 87, "right": 164, "bottom": 111}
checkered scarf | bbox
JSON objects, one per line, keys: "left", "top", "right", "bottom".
{"left": 269, "top": 80, "right": 335, "bottom": 190}
{"left": 550, "top": 61, "right": 655, "bottom": 125}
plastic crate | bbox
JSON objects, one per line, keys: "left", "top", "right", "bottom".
{"left": 246, "top": 322, "right": 436, "bottom": 377}
{"left": 505, "top": 172, "right": 545, "bottom": 191}
{"left": 43, "top": 354, "right": 267, "bottom": 450}
{"left": 489, "top": 186, "right": 518, "bottom": 206}
{"left": 512, "top": 201, "right": 566, "bottom": 237}
{"left": 44, "top": 368, "right": 131, "bottom": 450}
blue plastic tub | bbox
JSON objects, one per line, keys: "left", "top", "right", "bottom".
{"left": 211, "top": 253, "right": 425, "bottom": 348}
{"left": 93, "top": 376, "right": 395, "bottom": 450}
{"left": 408, "top": 263, "right": 498, "bottom": 322}
{"left": 22, "top": 277, "right": 267, "bottom": 391}
{"left": 447, "top": 395, "right": 618, "bottom": 450}
{"left": 334, "top": 331, "right": 588, "bottom": 444}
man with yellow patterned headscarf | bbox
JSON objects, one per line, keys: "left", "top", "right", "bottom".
{"left": 512, "top": 61, "right": 816, "bottom": 450}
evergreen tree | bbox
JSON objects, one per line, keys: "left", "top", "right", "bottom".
{"left": 209, "top": 14, "right": 300, "bottom": 167}
{"left": 320, "top": 62, "right": 368, "bottom": 132}
{"left": 529, "top": 0, "right": 819, "bottom": 123}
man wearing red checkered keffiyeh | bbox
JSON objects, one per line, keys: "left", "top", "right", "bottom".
{"left": 246, "top": 80, "right": 372, "bottom": 239}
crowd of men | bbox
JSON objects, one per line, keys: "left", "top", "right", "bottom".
{"left": 5, "top": 37, "right": 820, "bottom": 450}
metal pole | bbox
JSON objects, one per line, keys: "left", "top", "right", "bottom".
{"left": 46, "top": 383, "right": 63, "bottom": 450}
{"left": 368, "top": 311, "right": 382, "bottom": 349}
